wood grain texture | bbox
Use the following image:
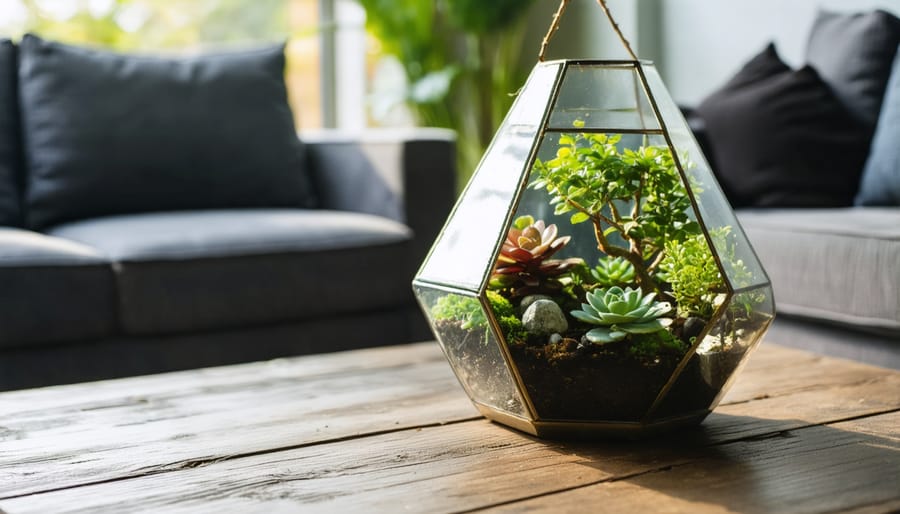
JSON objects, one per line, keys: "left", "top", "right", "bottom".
{"left": 1, "top": 344, "right": 897, "bottom": 514}
{"left": 485, "top": 412, "right": 900, "bottom": 514}
{"left": 0, "top": 342, "right": 477, "bottom": 498}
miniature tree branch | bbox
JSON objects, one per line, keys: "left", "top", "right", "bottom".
{"left": 647, "top": 249, "right": 666, "bottom": 273}
{"left": 632, "top": 172, "right": 645, "bottom": 220}
{"left": 591, "top": 215, "right": 658, "bottom": 294}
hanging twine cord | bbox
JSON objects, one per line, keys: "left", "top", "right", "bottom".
{"left": 538, "top": 0, "right": 638, "bottom": 62}
{"left": 538, "top": 0, "right": 570, "bottom": 62}
{"left": 595, "top": 0, "right": 638, "bottom": 60}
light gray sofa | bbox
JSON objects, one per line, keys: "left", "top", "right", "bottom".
{"left": 694, "top": 10, "right": 900, "bottom": 369}
{"left": 737, "top": 209, "right": 900, "bottom": 369}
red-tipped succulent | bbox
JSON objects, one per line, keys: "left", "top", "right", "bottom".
{"left": 490, "top": 215, "right": 582, "bottom": 298}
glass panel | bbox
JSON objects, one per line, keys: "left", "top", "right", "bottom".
{"left": 549, "top": 64, "right": 659, "bottom": 131}
{"left": 413, "top": 285, "right": 528, "bottom": 417}
{"left": 640, "top": 63, "right": 770, "bottom": 289}
{"left": 417, "top": 63, "right": 561, "bottom": 290}
{"left": 648, "top": 285, "right": 775, "bottom": 420}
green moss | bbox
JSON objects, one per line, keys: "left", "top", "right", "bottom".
{"left": 431, "top": 294, "right": 485, "bottom": 329}
{"left": 486, "top": 290, "right": 515, "bottom": 318}
{"left": 628, "top": 330, "right": 689, "bottom": 360}
{"left": 432, "top": 291, "right": 528, "bottom": 343}
{"left": 487, "top": 291, "right": 528, "bottom": 344}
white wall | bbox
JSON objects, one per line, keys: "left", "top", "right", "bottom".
{"left": 652, "top": 0, "right": 900, "bottom": 105}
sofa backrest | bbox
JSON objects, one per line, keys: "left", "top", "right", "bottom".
{"left": 16, "top": 34, "right": 317, "bottom": 230}
{"left": 0, "top": 39, "right": 22, "bottom": 227}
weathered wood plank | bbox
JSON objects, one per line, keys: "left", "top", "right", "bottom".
{"left": 0, "top": 342, "right": 449, "bottom": 414}
{"left": 0, "top": 343, "right": 478, "bottom": 498}
{"left": 484, "top": 411, "right": 900, "bottom": 514}
{"left": 0, "top": 342, "right": 894, "bottom": 502}
{"left": 720, "top": 342, "right": 894, "bottom": 404}
{"left": 2, "top": 371, "right": 897, "bottom": 514}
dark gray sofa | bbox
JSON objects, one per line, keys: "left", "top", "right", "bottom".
{"left": 0, "top": 34, "right": 456, "bottom": 390}
{"left": 0, "top": 129, "right": 456, "bottom": 391}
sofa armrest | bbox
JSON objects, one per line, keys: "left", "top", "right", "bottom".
{"left": 302, "top": 128, "right": 457, "bottom": 265}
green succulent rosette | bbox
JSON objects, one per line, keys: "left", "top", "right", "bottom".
{"left": 571, "top": 286, "right": 673, "bottom": 344}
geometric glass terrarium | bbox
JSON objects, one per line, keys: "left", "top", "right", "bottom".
{"left": 413, "top": 6, "right": 774, "bottom": 438}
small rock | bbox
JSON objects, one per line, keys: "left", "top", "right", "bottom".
{"left": 576, "top": 339, "right": 591, "bottom": 354}
{"left": 683, "top": 317, "right": 707, "bottom": 341}
{"left": 519, "top": 294, "right": 552, "bottom": 315}
{"left": 549, "top": 333, "right": 563, "bottom": 344}
{"left": 522, "top": 299, "right": 568, "bottom": 335}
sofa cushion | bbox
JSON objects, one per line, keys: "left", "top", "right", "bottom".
{"left": 737, "top": 208, "right": 900, "bottom": 335}
{"left": 18, "top": 34, "right": 315, "bottom": 229}
{"left": 806, "top": 9, "right": 900, "bottom": 128}
{"left": 0, "top": 39, "right": 21, "bottom": 227}
{"left": 0, "top": 228, "right": 117, "bottom": 348}
{"left": 856, "top": 45, "right": 900, "bottom": 206}
{"left": 696, "top": 43, "right": 870, "bottom": 208}
{"left": 47, "top": 209, "right": 413, "bottom": 335}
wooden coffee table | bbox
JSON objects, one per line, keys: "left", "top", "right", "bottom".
{"left": 0, "top": 341, "right": 897, "bottom": 513}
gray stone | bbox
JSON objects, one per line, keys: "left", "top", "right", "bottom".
{"left": 549, "top": 333, "right": 563, "bottom": 344}
{"left": 519, "top": 294, "right": 552, "bottom": 315}
{"left": 683, "top": 316, "right": 707, "bottom": 341}
{"left": 522, "top": 299, "right": 568, "bottom": 335}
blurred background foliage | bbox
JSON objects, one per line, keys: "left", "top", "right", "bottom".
{"left": 2, "top": 0, "right": 543, "bottom": 186}
{"left": 360, "top": 0, "right": 538, "bottom": 183}
{"left": 7, "top": 0, "right": 294, "bottom": 51}
{"left": 1, "top": 0, "right": 321, "bottom": 128}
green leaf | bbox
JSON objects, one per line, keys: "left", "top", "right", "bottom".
{"left": 408, "top": 66, "right": 459, "bottom": 103}
{"left": 585, "top": 327, "right": 626, "bottom": 343}
{"left": 554, "top": 203, "right": 572, "bottom": 215}
{"left": 513, "top": 215, "right": 534, "bottom": 230}
{"left": 570, "top": 212, "right": 590, "bottom": 224}
{"left": 619, "top": 319, "right": 671, "bottom": 334}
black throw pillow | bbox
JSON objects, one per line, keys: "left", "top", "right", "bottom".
{"left": 18, "top": 34, "right": 316, "bottom": 229}
{"left": 806, "top": 9, "right": 900, "bottom": 129}
{"left": 696, "top": 43, "right": 870, "bottom": 208}
{"left": 0, "top": 39, "right": 22, "bottom": 227}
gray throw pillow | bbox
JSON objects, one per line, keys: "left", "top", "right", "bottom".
{"left": 806, "top": 9, "right": 900, "bottom": 129}
{"left": 18, "top": 34, "right": 316, "bottom": 229}
{"left": 856, "top": 45, "right": 900, "bottom": 206}
{"left": 0, "top": 39, "right": 22, "bottom": 227}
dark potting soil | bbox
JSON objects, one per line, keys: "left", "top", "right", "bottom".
{"left": 507, "top": 339, "right": 687, "bottom": 421}
{"left": 647, "top": 348, "right": 744, "bottom": 420}
{"left": 434, "top": 313, "right": 770, "bottom": 423}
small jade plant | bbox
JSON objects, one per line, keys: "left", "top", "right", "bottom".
{"left": 490, "top": 215, "right": 582, "bottom": 298}
{"left": 531, "top": 130, "right": 701, "bottom": 295}
{"left": 571, "top": 286, "right": 673, "bottom": 344}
